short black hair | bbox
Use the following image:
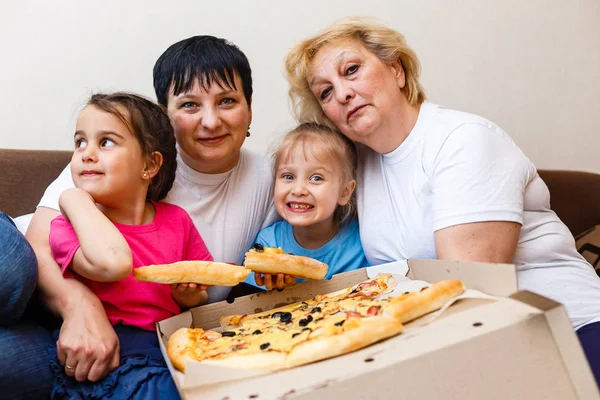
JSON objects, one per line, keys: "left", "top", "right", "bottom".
{"left": 153, "top": 35, "right": 253, "bottom": 107}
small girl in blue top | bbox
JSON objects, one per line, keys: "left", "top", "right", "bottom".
{"left": 251, "top": 122, "right": 369, "bottom": 290}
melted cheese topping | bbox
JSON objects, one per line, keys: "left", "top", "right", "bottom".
{"left": 191, "top": 274, "right": 407, "bottom": 362}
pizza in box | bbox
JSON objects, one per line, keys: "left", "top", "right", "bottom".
{"left": 166, "top": 274, "right": 465, "bottom": 371}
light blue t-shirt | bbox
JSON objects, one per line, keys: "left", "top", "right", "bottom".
{"left": 246, "top": 218, "right": 369, "bottom": 288}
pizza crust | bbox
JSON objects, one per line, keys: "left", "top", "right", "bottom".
{"left": 284, "top": 316, "right": 404, "bottom": 368}
{"left": 166, "top": 277, "right": 464, "bottom": 374}
{"left": 243, "top": 251, "right": 328, "bottom": 280}
{"left": 167, "top": 327, "right": 197, "bottom": 372}
{"left": 133, "top": 261, "right": 251, "bottom": 286}
{"left": 202, "top": 352, "right": 287, "bottom": 371}
{"left": 384, "top": 279, "right": 465, "bottom": 323}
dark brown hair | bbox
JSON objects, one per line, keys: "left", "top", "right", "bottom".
{"left": 87, "top": 92, "right": 177, "bottom": 201}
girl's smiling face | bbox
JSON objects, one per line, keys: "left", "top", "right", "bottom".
{"left": 274, "top": 144, "right": 354, "bottom": 232}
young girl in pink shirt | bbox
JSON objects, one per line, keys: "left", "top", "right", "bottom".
{"left": 48, "top": 92, "right": 210, "bottom": 399}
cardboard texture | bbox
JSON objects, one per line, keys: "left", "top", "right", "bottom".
{"left": 157, "top": 259, "right": 599, "bottom": 400}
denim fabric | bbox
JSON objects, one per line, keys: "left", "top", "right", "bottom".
{"left": 0, "top": 211, "right": 53, "bottom": 399}
{"left": 0, "top": 321, "right": 54, "bottom": 400}
{"left": 0, "top": 211, "right": 38, "bottom": 325}
{"left": 50, "top": 325, "right": 181, "bottom": 400}
{"left": 578, "top": 321, "right": 600, "bottom": 387}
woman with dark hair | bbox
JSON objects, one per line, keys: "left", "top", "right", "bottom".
{"left": 2, "top": 36, "right": 277, "bottom": 398}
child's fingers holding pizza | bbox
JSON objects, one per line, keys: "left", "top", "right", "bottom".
{"left": 283, "top": 274, "right": 296, "bottom": 287}
{"left": 255, "top": 272, "right": 265, "bottom": 287}
{"left": 255, "top": 272, "right": 295, "bottom": 290}
{"left": 263, "top": 273, "right": 275, "bottom": 290}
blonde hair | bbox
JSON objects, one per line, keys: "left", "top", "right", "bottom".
{"left": 285, "top": 16, "right": 426, "bottom": 128}
{"left": 273, "top": 123, "right": 357, "bottom": 227}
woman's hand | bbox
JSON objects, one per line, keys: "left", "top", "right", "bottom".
{"left": 254, "top": 272, "right": 296, "bottom": 291}
{"left": 171, "top": 283, "right": 210, "bottom": 308}
{"left": 56, "top": 281, "right": 120, "bottom": 382}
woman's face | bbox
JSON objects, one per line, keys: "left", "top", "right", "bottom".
{"left": 307, "top": 38, "right": 407, "bottom": 151}
{"left": 167, "top": 74, "right": 252, "bottom": 174}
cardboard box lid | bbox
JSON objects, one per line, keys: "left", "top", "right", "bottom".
{"left": 157, "top": 259, "right": 598, "bottom": 400}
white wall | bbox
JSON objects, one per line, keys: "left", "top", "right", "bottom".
{"left": 0, "top": 0, "right": 598, "bottom": 173}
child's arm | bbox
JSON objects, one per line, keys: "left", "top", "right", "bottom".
{"left": 59, "top": 188, "right": 132, "bottom": 282}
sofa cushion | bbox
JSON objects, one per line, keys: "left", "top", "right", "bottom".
{"left": 0, "top": 149, "right": 72, "bottom": 218}
{"left": 538, "top": 170, "right": 600, "bottom": 239}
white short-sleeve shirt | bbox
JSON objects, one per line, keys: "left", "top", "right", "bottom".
{"left": 357, "top": 102, "right": 600, "bottom": 330}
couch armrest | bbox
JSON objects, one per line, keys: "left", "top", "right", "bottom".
{"left": 0, "top": 149, "right": 72, "bottom": 217}
{"left": 538, "top": 169, "right": 600, "bottom": 239}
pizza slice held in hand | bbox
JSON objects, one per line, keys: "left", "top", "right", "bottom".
{"left": 243, "top": 243, "right": 329, "bottom": 280}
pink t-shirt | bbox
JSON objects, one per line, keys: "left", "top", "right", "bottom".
{"left": 50, "top": 201, "right": 213, "bottom": 331}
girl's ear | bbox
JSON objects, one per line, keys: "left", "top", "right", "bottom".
{"left": 338, "top": 179, "right": 356, "bottom": 206}
{"left": 142, "top": 151, "right": 163, "bottom": 180}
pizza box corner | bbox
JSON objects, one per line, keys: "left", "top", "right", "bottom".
{"left": 156, "top": 259, "right": 599, "bottom": 400}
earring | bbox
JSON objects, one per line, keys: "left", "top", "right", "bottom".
{"left": 142, "top": 172, "right": 149, "bottom": 178}
{"left": 246, "top": 130, "right": 251, "bottom": 138}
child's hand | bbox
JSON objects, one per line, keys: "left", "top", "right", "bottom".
{"left": 255, "top": 272, "right": 296, "bottom": 291}
{"left": 170, "top": 283, "right": 210, "bottom": 309}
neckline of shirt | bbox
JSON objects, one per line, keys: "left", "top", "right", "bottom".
{"left": 111, "top": 201, "right": 163, "bottom": 233}
{"left": 175, "top": 149, "right": 238, "bottom": 186}
{"left": 382, "top": 101, "right": 435, "bottom": 165}
{"left": 283, "top": 219, "right": 358, "bottom": 257}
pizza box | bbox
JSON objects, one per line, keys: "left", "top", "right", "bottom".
{"left": 156, "top": 259, "right": 599, "bottom": 400}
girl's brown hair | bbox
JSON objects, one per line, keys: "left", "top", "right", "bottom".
{"left": 273, "top": 122, "right": 357, "bottom": 227}
{"left": 88, "top": 92, "right": 177, "bottom": 201}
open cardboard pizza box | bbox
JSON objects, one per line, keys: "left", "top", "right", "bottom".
{"left": 157, "top": 259, "right": 599, "bottom": 400}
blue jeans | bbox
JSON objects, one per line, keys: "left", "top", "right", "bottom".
{"left": 0, "top": 211, "right": 53, "bottom": 399}
{"left": 50, "top": 325, "right": 180, "bottom": 399}
{"left": 578, "top": 321, "right": 600, "bottom": 387}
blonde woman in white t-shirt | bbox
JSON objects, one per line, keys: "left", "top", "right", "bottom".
{"left": 284, "top": 16, "right": 600, "bottom": 385}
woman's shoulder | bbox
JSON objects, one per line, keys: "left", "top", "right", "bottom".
{"left": 420, "top": 102, "right": 520, "bottom": 160}
{"left": 239, "top": 148, "right": 270, "bottom": 170}
{"left": 233, "top": 148, "right": 274, "bottom": 192}
{"left": 421, "top": 102, "right": 504, "bottom": 139}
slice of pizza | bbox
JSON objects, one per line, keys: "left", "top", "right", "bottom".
{"left": 166, "top": 276, "right": 465, "bottom": 373}
{"left": 133, "top": 260, "right": 251, "bottom": 286}
{"left": 382, "top": 279, "right": 465, "bottom": 323}
{"left": 168, "top": 312, "right": 403, "bottom": 372}
{"left": 243, "top": 243, "right": 328, "bottom": 280}
{"left": 219, "top": 274, "right": 396, "bottom": 330}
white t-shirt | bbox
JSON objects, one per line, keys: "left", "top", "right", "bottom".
{"left": 357, "top": 101, "right": 600, "bottom": 330}
{"left": 38, "top": 148, "right": 278, "bottom": 303}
